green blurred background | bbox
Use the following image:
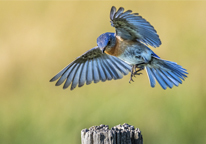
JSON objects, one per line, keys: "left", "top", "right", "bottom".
{"left": 0, "top": 1, "right": 206, "bottom": 144}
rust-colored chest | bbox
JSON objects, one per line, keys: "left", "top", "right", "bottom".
{"left": 105, "top": 36, "right": 136, "bottom": 57}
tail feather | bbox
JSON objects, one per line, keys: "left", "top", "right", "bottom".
{"left": 160, "top": 70, "right": 179, "bottom": 86}
{"left": 151, "top": 68, "right": 167, "bottom": 89}
{"left": 145, "top": 66, "right": 156, "bottom": 87}
{"left": 156, "top": 69, "right": 173, "bottom": 88}
{"left": 167, "top": 71, "right": 182, "bottom": 84}
{"left": 145, "top": 58, "right": 188, "bottom": 89}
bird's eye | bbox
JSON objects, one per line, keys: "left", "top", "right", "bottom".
{"left": 108, "top": 40, "right": 111, "bottom": 45}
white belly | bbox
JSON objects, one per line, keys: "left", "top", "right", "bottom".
{"left": 117, "top": 47, "right": 152, "bottom": 65}
{"left": 118, "top": 54, "right": 140, "bottom": 65}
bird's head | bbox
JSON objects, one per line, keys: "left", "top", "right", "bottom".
{"left": 97, "top": 32, "right": 116, "bottom": 53}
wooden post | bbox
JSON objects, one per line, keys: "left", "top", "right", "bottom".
{"left": 81, "top": 123, "right": 143, "bottom": 144}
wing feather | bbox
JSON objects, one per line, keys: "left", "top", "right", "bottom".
{"left": 100, "top": 57, "right": 113, "bottom": 80}
{"left": 109, "top": 56, "right": 129, "bottom": 75}
{"left": 114, "top": 7, "right": 124, "bottom": 18}
{"left": 110, "top": 6, "right": 161, "bottom": 48}
{"left": 86, "top": 60, "right": 93, "bottom": 85}
{"left": 63, "top": 63, "right": 79, "bottom": 89}
{"left": 50, "top": 46, "right": 131, "bottom": 90}
{"left": 70, "top": 63, "right": 84, "bottom": 90}
{"left": 96, "top": 57, "right": 107, "bottom": 82}
{"left": 79, "top": 61, "right": 88, "bottom": 87}
{"left": 55, "top": 64, "right": 77, "bottom": 86}
{"left": 105, "top": 56, "right": 123, "bottom": 79}
{"left": 118, "top": 10, "right": 132, "bottom": 18}
{"left": 92, "top": 59, "right": 100, "bottom": 83}
{"left": 103, "top": 55, "right": 119, "bottom": 80}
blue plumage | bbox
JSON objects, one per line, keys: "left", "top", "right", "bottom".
{"left": 110, "top": 6, "right": 161, "bottom": 48}
{"left": 97, "top": 32, "right": 115, "bottom": 50}
{"left": 50, "top": 6, "right": 188, "bottom": 90}
{"left": 145, "top": 58, "right": 187, "bottom": 89}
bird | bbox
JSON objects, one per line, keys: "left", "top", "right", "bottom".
{"left": 50, "top": 6, "right": 188, "bottom": 90}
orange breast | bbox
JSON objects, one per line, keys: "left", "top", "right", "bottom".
{"left": 105, "top": 36, "right": 130, "bottom": 57}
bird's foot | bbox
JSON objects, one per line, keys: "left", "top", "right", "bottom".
{"left": 129, "top": 74, "right": 134, "bottom": 83}
{"left": 129, "top": 65, "right": 144, "bottom": 83}
{"left": 129, "top": 65, "right": 135, "bottom": 83}
{"left": 133, "top": 68, "right": 143, "bottom": 76}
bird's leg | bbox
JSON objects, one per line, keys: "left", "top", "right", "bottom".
{"left": 133, "top": 63, "right": 144, "bottom": 76}
{"left": 129, "top": 64, "right": 145, "bottom": 83}
{"left": 133, "top": 67, "right": 144, "bottom": 76}
{"left": 129, "top": 65, "right": 136, "bottom": 83}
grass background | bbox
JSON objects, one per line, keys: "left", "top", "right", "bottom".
{"left": 0, "top": 1, "right": 206, "bottom": 144}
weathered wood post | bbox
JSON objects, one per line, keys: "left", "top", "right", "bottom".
{"left": 81, "top": 123, "right": 143, "bottom": 144}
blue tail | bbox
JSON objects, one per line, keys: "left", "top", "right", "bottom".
{"left": 145, "top": 57, "right": 188, "bottom": 89}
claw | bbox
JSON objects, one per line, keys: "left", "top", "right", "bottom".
{"left": 129, "top": 65, "right": 136, "bottom": 83}
{"left": 133, "top": 70, "right": 143, "bottom": 76}
{"left": 129, "top": 64, "right": 144, "bottom": 83}
{"left": 129, "top": 75, "right": 134, "bottom": 83}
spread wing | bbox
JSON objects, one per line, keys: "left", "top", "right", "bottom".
{"left": 50, "top": 47, "right": 132, "bottom": 90}
{"left": 110, "top": 6, "right": 161, "bottom": 48}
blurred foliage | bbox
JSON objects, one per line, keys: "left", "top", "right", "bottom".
{"left": 0, "top": 1, "right": 206, "bottom": 144}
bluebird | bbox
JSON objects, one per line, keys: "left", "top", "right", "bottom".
{"left": 50, "top": 6, "right": 188, "bottom": 90}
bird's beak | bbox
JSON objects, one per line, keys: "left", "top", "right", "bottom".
{"left": 101, "top": 47, "right": 106, "bottom": 53}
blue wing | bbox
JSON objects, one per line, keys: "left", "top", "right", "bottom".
{"left": 110, "top": 6, "right": 161, "bottom": 48}
{"left": 50, "top": 47, "right": 132, "bottom": 90}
